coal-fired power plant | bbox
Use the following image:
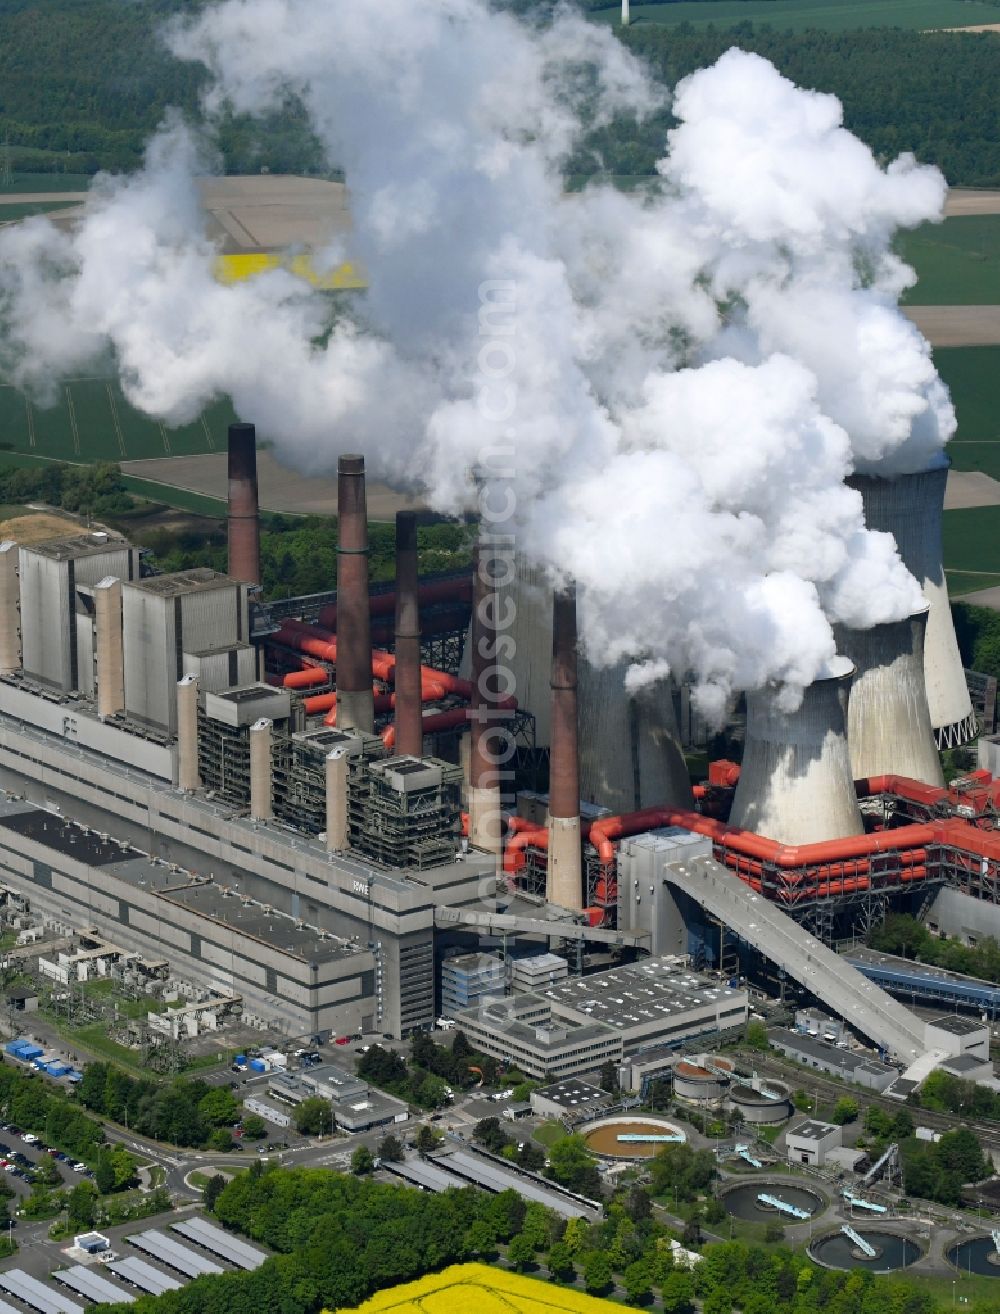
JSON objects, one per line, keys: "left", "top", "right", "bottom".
{"left": 729, "top": 659, "right": 864, "bottom": 845}
{"left": 835, "top": 607, "right": 944, "bottom": 787}
{"left": 2, "top": 416, "right": 998, "bottom": 1069}
{"left": 849, "top": 464, "right": 976, "bottom": 749}
{"left": 226, "top": 422, "right": 261, "bottom": 586}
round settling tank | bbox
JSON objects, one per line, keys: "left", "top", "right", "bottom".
{"left": 948, "top": 1238, "right": 1000, "bottom": 1275}
{"left": 673, "top": 1061, "right": 726, "bottom": 1103}
{"left": 810, "top": 1230, "right": 921, "bottom": 1272}
{"left": 722, "top": 1182, "right": 823, "bottom": 1222}
{"left": 582, "top": 1117, "right": 687, "bottom": 1159}
{"left": 728, "top": 1082, "right": 791, "bottom": 1125}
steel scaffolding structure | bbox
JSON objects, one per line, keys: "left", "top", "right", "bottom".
{"left": 350, "top": 756, "right": 463, "bottom": 870}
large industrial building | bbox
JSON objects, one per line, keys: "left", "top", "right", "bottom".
{"left": 0, "top": 422, "right": 997, "bottom": 1090}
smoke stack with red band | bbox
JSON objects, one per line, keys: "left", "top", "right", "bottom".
{"left": 547, "top": 583, "right": 583, "bottom": 910}
{"left": 468, "top": 541, "right": 502, "bottom": 857}
{"left": 393, "top": 510, "right": 423, "bottom": 758}
{"left": 336, "top": 454, "right": 374, "bottom": 732}
{"left": 227, "top": 422, "right": 260, "bottom": 585}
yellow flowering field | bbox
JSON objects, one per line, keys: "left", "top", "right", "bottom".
{"left": 331, "top": 1263, "right": 621, "bottom": 1313}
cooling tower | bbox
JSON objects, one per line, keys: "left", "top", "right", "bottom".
{"left": 227, "top": 422, "right": 261, "bottom": 585}
{"left": 547, "top": 585, "right": 583, "bottom": 911}
{"left": 729, "top": 659, "right": 864, "bottom": 844}
{"left": 834, "top": 607, "right": 944, "bottom": 787}
{"left": 849, "top": 464, "right": 975, "bottom": 748}
{"left": 486, "top": 553, "right": 692, "bottom": 813}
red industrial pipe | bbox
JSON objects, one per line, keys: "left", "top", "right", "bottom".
{"left": 283, "top": 667, "right": 329, "bottom": 690}
{"left": 227, "top": 422, "right": 261, "bottom": 585}
{"left": 318, "top": 575, "right": 472, "bottom": 631}
{"left": 336, "top": 454, "right": 374, "bottom": 730}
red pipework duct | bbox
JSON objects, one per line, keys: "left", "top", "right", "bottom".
{"left": 318, "top": 576, "right": 472, "bottom": 631}
{"left": 392, "top": 510, "right": 424, "bottom": 759}
{"left": 227, "top": 422, "right": 261, "bottom": 585}
{"left": 283, "top": 668, "right": 329, "bottom": 690}
{"left": 336, "top": 454, "right": 374, "bottom": 732}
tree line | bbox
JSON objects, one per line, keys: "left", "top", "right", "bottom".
{"left": 870, "top": 912, "right": 1000, "bottom": 984}
{"left": 76, "top": 1060, "right": 244, "bottom": 1150}
{"left": 102, "top": 1157, "right": 1000, "bottom": 1314}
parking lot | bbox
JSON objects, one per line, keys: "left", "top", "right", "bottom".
{"left": 0, "top": 1124, "right": 94, "bottom": 1205}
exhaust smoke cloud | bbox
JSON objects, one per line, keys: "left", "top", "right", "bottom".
{"left": 0, "top": 0, "right": 954, "bottom": 719}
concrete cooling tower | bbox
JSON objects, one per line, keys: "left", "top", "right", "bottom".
{"left": 729, "top": 659, "right": 864, "bottom": 845}
{"left": 849, "top": 464, "right": 975, "bottom": 749}
{"left": 484, "top": 554, "right": 692, "bottom": 814}
{"left": 834, "top": 607, "right": 944, "bottom": 787}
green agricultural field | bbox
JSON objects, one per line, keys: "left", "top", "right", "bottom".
{"left": 0, "top": 200, "right": 79, "bottom": 222}
{"left": 0, "top": 172, "right": 92, "bottom": 194}
{"left": 943, "top": 505, "right": 1000, "bottom": 575}
{"left": 900, "top": 216, "right": 1000, "bottom": 306}
{"left": 590, "top": 0, "right": 1000, "bottom": 30}
{"left": 0, "top": 380, "right": 237, "bottom": 465}
{"left": 945, "top": 569, "right": 1000, "bottom": 595}
{"left": 935, "top": 346, "right": 1000, "bottom": 480}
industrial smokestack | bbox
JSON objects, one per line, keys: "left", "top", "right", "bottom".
{"left": 94, "top": 576, "right": 124, "bottom": 719}
{"left": 227, "top": 422, "right": 261, "bottom": 585}
{"left": 0, "top": 540, "right": 20, "bottom": 674}
{"left": 393, "top": 510, "right": 423, "bottom": 759}
{"left": 835, "top": 607, "right": 944, "bottom": 787}
{"left": 468, "top": 541, "right": 503, "bottom": 857}
{"left": 336, "top": 454, "right": 374, "bottom": 733}
{"left": 730, "top": 659, "right": 864, "bottom": 844}
{"left": 177, "top": 674, "right": 201, "bottom": 792}
{"left": 547, "top": 584, "right": 583, "bottom": 911}
{"left": 249, "top": 717, "right": 273, "bottom": 821}
{"left": 478, "top": 551, "right": 692, "bottom": 812}
{"left": 325, "top": 747, "right": 349, "bottom": 852}
{"left": 849, "top": 463, "right": 975, "bottom": 749}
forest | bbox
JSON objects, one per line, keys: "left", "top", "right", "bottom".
{"left": 2, "top": 1, "right": 1000, "bottom": 185}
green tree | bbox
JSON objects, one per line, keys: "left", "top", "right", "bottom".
{"left": 293, "top": 1096, "right": 334, "bottom": 1136}
{"left": 94, "top": 1152, "right": 115, "bottom": 1195}
{"left": 209, "top": 1127, "right": 234, "bottom": 1152}
{"left": 662, "top": 1269, "right": 695, "bottom": 1314}
{"left": 623, "top": 1259, "right": 653, "bottom": 1305}
{"left": 832, "top": 1096, "right": 859, "bottom": 1125}
{"left": 198, "top": 1088, "right": 240, "bottom": 1127}
{"left": 350, "top": 1145, "right": 375, "bottom": 1175}
{"left": 203, "top": 1173, "right": 226, "bottom": 1212}
{"left": 545, "top": 1135, "right": 601, "bottom": 1198}
{"left": 507, "top": 1232, "right": 535, "bottom": 1271}
{"left": 745, "top": 1019, "right": 769, "bottom": 1050}
{"left": 240, "top": 1113, "right": 266, "bottom": 1140}
{"left": 378, "top": 1133, "right": 404, "bottom": 1163}
{"left": 583, "top": 1250, "right": 613, "bottom": 1294}
{"left": 599, "top": 1059, "right": 619, "bottom": 1094}
{"left": 415, "top": 1124, "right": 440, "bottom": 1156}
{"left": 67, "top": 1181, "right": 97, "bottom": 1229}
{"left": 547, "top": 1239, "right": 575, "bottom": 1281}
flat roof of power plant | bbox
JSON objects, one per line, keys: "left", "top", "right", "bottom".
{"left": 544, "top": 958, "right": 744, "bottom": 1029}
{"left": 788, "top": 1119, "right": 839, "bottom": 1141}
{"left": 127, "top": 568, "right": 239, "bottom": 597}
{"left": 534, "top": 1079, "right": 610, "bottom": 1109}
{"left": 926, "top": 1014, "right": 988, "bottom": 1036}
{"left": 23, "top": 533, "right": 130, "bottom": 562}
{"left": 0, "top": 805, "right": 138, "bottom": 867}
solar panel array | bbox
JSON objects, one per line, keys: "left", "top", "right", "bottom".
{"left": 0, "top": 1269, "right": 83, "bottom": 1314}
{"left": 54, "top": 1266, "right": 135, "bottom": 1306}
{"left": 171, "top": 1217, "right": 266, "bottom": 1270}
{"left": 108, "top": 1257, "right": 183, "bottom": 1296}
{"left": 384, "top": 1157, "right": 467, "bottom": 1193}
{"left": 443, "top": 1151, "right": 588, "bottom": 1219}
{"left": 129, "top": 1229, "right": 224, "bottom": 1278}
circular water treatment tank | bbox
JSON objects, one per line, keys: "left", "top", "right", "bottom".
{"left": 674, "top": 1061, "right": 726, "bottom": 1102}
{"left": 810, "top": 1231, "right": 921, "bottom": 1272}
{"left": 582, "top": 1117, "right": 687, "bottom": 1159}
{"left": 721, "top": 1182, "right": 823, "bottom": 1222}
{"left": 728, "top": 1083, "right": 790, "bottom": 1124}
{"left": 948, "top": 1238, "right": 1000, "bottom": 1275}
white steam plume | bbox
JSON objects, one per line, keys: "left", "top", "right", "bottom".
{"left": 0, "top": 1, "right": 951, "bottom": 716}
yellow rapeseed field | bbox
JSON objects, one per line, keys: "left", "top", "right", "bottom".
{"left": 331, "top": 1264, "right": 620, "bottom": 1314}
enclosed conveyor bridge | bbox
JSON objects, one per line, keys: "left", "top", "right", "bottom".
{"left": 663, "top": 854, "right": 926, "bottom": 1061}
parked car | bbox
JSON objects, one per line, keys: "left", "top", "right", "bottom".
{"left": 20, "top": 1133, "right": 37, "bottom": 1144}
{"left": 72, "top": 1162, "right": 88, "bottom": 1173}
